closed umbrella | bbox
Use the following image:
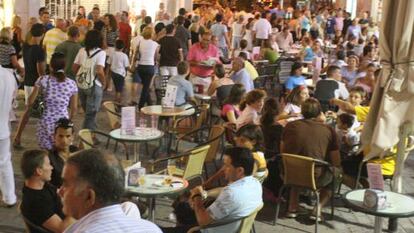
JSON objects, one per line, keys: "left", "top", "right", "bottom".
{"left": 361, "top": 0, "right": 414, "bottom": 192}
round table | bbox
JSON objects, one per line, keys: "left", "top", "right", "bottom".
{"left": 343, "top": 189, "right": 414, "bottom": 233}
{"left": 110, "top": 127, "right": 164, "bottom": 162}
{"left": 194, "top": 94, "right": 212, "bottom": 103}
{"left": 141, "top": 105, "right": 194, "bottom": 117}
{"left": 126, "top": 174, "right": 188, "bottom": 222}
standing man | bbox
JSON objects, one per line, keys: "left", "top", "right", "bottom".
{"left": 43, "top": 18, "right": 67, "bottom": 66}
{"left": 22, "top": 23, "right": 46, "bottom": 105}
{"left": 252, "top": 11, "right": 272, "bottom": 47}
{"left": 187, "top": 31, "right": 220, "bottom": 94}
{"left": 174, "top": 15, "right": 192, "bottom": 59}
{"left": 159, "top": 24, "right": 183, "bottom": 77}
{"left": 0, "top": 66, "right": 17, "bottom": 208}
{"left": 210, "top": 13, "right": 230, "bottom": 58}
{"left": 59, "top": 149, "right": 162, "bottom": 232}
{"left": 55, "top": 26, "right": 82, "bottom": 80}
{"left": 38, "top": 8, "right": 53, "bottom": 31}
{"left": 118, "top": 11, "right": 132, "bottom": 54}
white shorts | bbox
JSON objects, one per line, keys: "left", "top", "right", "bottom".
{"left": 159, "top": 66, "right": 178, "bottom": 76}
{"left": 189, "top": 75, "right": 212, "bottom": 95}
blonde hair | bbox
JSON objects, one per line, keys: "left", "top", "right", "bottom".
{"left": 12, "top": 15, "right": 21, "bottom": 28}
{"left": 0, "top": 27, "right": 12, "bottom": 43}
{"left": 141, "top": 26, "right": 154, "bottom": 39}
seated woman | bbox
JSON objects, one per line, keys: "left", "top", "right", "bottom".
{"left": 235, "top": 89, "right": 267, "bottom": 129}
{"left": 220, "top": 84, "right": 245, "bottom": 124}
{"left": 299, "top": 37, "right": 314, "bottom": 62}
{"left": 260, "top": 38, "right": 280, "bottom": 64}
{"left": 277, "top": 85, "right": 309, "bottom": 124}
{"left": 341, "top": 55, "right": 363, "bottom": 87}
{"left": 354, "top": 63, "right": 376, "bottom": 97}
{"left": 203, "top": 124, "right": 267, "bottom": 191}
{"left": 284, "top": 62, "right": 306, "bottom": 93}
{"left": 207, "top": 63, "right": 234, "bottom": 96}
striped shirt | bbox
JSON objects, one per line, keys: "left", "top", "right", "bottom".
{"left": 43, "top": 28, "right": 67, "bottom": 64}
{"left": 64, "top": 204, "right": 162, "bottom": 233}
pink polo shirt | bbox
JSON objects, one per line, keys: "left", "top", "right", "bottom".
{"left": 187, "top": 43, "right": 220, "bottom": 78}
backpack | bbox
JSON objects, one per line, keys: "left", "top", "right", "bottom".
{"left": 76, "top": 49, "right": 102, "bottom": 90}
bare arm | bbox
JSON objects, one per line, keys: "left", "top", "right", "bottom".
{"left": 37, "top": 61, "right": 46, "bottom": 76}
{"left": 14, "top": 86, "right": 40, "bottom": 144}
{"left": 69, "top": 94, "right": 78, "bottom": 120}
{"left": 95, "top": 65, "right": 106, "bottom": 87}
{"left": 72, "top": 63, "right": 80, "bottom": 75}
{"left": 11, "top": 55, "right": 24, "bottom": 76}
{"left": 191, "top": 196, "right": 214, "bottom": 226}
{"left": 330, "top": 98, "right": 356, "bottom": 114}
{"left": 42, "top": 214, "right": 76, "bottom": 233}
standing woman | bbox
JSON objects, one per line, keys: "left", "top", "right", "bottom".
{"left": 189, "top": 15, "right": 202, "bottom": 44}
{"left": 131, "top": 27, "right": 159, "bottom": 109}
{"left": 14, "top": 53, "right": 78, "bottom": 149}
{"left": 103, "top": 13, "right": 119, "bottom": 91}
{"left": 0, "top": 27, "right": 24, "bottom": 76}
{"left": 11, "top": 15, "right": 23, "bottom": 59}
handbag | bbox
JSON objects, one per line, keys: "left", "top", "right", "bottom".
{"left": 30, "top": 76, "right": 50, "bottom": 118}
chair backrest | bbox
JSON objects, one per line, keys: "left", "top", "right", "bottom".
{"left": 102, "top": 101, "right": 121, "bottom": 130}
{"left": 78, "top": 129, "right": 94, "bottom": 149}
{"left": 281, "top": 153, "right": 317, "bottom": 190}
{"left": 204, "top": 125, "right": 225, "bottom": 163}
{"left": 194, "top": 104, "right": 210, "bottom": 130}
{"left": 183, "top": 144, "right": 210, "bottom": 180}
{"left": 238, "top": 203, "right": 264, "bottom": 233}
{"left": 216, "top": 84, "right": 234, "bottom": 106}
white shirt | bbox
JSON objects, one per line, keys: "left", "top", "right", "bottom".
{"left": 236, "top": 105, "right": 260, "bottom": 129}
{"left": 108, "top": 51, "right": 130, "bottom": 77}
{"left": 0, "top": 67, "right": 17, "bottom": 139}
{"left": 74, "top": 48, "right": 106, "bottom": 87}
{"left": 252, "top": 18, "right": 272, "bottom": 40}
{"left": 232, "top": 22, "right": 244, "bottom": 37}
{"left": 64, "top": 204, "right": 162, "bottom": 233}
{"left": 325, "top": 78, "right": 349, "bottom": 99}
{"left": 205, "top": 176, "right": 263, "bottom": 233}
{"left": 137, "top": 39, "right": 159, "bottom": 66}
{"left": 276, "top": 32, "right": 293, "bottom": 51}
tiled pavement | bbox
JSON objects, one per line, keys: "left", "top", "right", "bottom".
{"left": 1, "top": 81, "right": 414, "bottom": 233}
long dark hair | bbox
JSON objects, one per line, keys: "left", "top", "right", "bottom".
{"left": 224, "top": 84, "right": 245, "bottom": 105}
{"left": 260, "top": 98, "right": 280, "bottom": 127}
{"left": 50, "top": 52, "right": 66, "bottom": 82}
{"left": 84, "top": 29, "right": 103, "bottom": 52}
{"left": 286, "top": 85, "right": 306, "bottom": 106}
{"left": 105, "top": 14, "right": 118, "bottom": 31}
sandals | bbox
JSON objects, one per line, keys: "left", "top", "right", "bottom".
{"left": 309, "top": 214, "right": 324, "bottom": 222}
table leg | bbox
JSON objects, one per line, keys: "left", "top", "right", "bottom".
{"left": 374, "top": 216, "right": 383, "bottom": 233}
{"left": 147, "top": 197, "right": 156, "bottom": 222}
{"left": 134, "top": 143, "right": 140, "bottom": 162}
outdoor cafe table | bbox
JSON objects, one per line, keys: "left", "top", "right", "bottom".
{"left": 194, "top": 93, "right": 212, "bottom": 104}
{"left": 343, "top": 189, "right": 414, "bottom": 233}
{"left": 110, "top": 127, "right": 164, "bottom": 162}
{"left": 126, "top": 174, "right": 189, "bottom": 222}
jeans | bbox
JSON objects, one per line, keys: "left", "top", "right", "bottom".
{"left": 79, "top": 85, "right": 103, "bottom": 130}
{"left": 137, "top": 65, "right": 155, "bottom": 109}
{"left": 0, "top": 138, "right": 16, "bottom": 205}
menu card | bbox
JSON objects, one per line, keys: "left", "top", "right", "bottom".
{"left": 162, "top": 84, "right": 178, "bottom": 108}
{"left": 121, "top": 106, "right": 136, "bottom": 135}
{"left": 125, "top": 162, "right": 145, "bottom": 187}
{"left": 252, "top": 46, "right": 261, "bottom": 60}
{"left": 367, "top": 163, "right": 385, "bottom": 190}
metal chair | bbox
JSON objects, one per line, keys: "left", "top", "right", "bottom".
{"left": 149, "top": 144, "right": 210, "bottom": 183}
{"left": 274, "top": 153, "right": 336, "bottom": 233}
{"left": 186, "top": 203, "right": 263, "bottom": 233}
{"left": 175, "top": 125, "right": 225, "bottom": 179}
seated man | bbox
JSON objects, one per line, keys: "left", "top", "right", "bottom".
{"left": 281, "top": 98, "right": 341, "bottom": 219}
{"left": 167, "top": 61, "right": 197, "bottom": 107}
{"left": 238, "top": 52, "right": 258, "bottom": 81}
{"left": 49, "top": 118, "right": 78, "bottom": 187}
{"left": 163, "top": 147, "right": 263, "bottom": 232}
{"left": 59, "top": 149, "right": 161, "bottom": 232}
{"left": 191, "top": 147, "right": 263, "bottom": 231}
{"left": 21, "top": 149, "right": 75, "bottom": 232}
{"left": 230, "top": 57, "right": 254, "bottom": 92}
{"left": 314, "top": 65, "right": 349, "bottom": 112}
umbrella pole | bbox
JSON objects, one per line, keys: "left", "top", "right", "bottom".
{"left": 388, "top": 121, "right": 413, "bottom": 232}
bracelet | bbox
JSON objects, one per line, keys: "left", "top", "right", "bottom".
{"left": 191, "top": 194, "right": 202, "bottom": 200}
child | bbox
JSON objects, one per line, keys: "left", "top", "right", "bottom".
{"left": 108, "top": 40, "right": 129, "bottom": 103}
{"left": 277, "top": 85, "right": 309, "bottom": 124}
{"left": 232, "top": 39, "right": 251, "bottom": 60}
{"left": 337, "top": 113, "right": 360, "bottom": 158}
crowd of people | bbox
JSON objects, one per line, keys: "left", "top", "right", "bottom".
{"left": 0, "top": 1, "right": 395, "bottom": 233}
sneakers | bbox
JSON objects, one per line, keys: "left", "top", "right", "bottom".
{"left": 0, "top": 201, "right": 17, "bottom": 208}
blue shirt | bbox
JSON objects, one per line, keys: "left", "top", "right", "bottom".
{"left": 64, "top": 204, "right": 162, "bottom": 233}
{"left": 303, "top": 47, "right": 315, "bottom": 62}
{"left": 205, "top": 176, "right": 263, "bottom": 233}
{"left": 168, "top": 75, "right": 194, "bottom": 106}
{"left": 285, "top": 75, "right": 306, "bottom": 91}
{"left": 231, "top": 69, "right": 254, "bottom": 92}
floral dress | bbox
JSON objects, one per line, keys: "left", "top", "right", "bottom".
{"left": 35, "top": 76, "right": 78, "bottom": 149}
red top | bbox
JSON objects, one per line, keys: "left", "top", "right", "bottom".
{"left": 118, "top": 22, "right": 132, "bottom": 49}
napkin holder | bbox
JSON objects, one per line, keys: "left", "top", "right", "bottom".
{"left": 363, "top": 189, "right": 387, "bottom": 210}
